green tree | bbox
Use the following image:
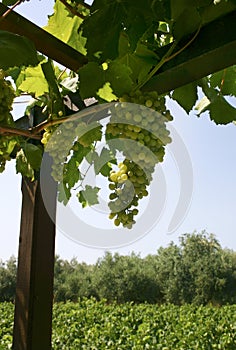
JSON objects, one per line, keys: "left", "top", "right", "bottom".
{"left": 153, "top": 242, "right": 182, "bottom": 304}
{"left": 93, "top": 252, "right": 160, "bottom": 303}
{"left": 0, "top": 256, "right": 16, "bottom": 302}
{"left": 179, "top": 231, "right": 226, "bottom": 305}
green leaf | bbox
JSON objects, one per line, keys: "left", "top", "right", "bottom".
{"left": 77, "top": 185, "right": 100, "bottom": 207}
{"left": 15, "top": 149, "right": 34, "bottom": 180}
{"left": 99, "top": 163, "right": 112, "bottom": 177}
{"left": 97, "top": 83, "right": 117, "bottom": 102}
{"left": 17, "top": 64, "right": 49, "bottom": 97}
{"left": 118, "top": 44, "right": 158, "bottom": 85}
{"left": 172, "top": 82, "right": 198, "bottom": 113}
{"left": 85, "top": 150, "right": 98, "bottom": 165}
{"left": 73, "top": 143, "right": 91, "bottom": 163}
{"left": 78, "top": 124, "right": 102, "bottom": 146}
{"left": 210, "top": 66, "right": 236, "bottom": 97}
{"left": 118, "top": 32, "right": 131, "bottom": 57}
{"left": 21, "top": 143, "right": 43, "bottom": 171}
{"left": 63, "top": 156, "right": 81, "bottom": 189}
{"left": 77, "top": 188, "right": 87, "bottom": 208}
{"left": 44, "top": 0, "right": 86, "bottom": 55}
{"left": 58, "top": 181, "right": 71, "bottom": 205}
{"left": 105, "top": 61, "right": 133, "bottom": 97}
{"left": 93, "top": 147, "right": 113, "bottom": 175}
{"left": 125, "top": 11, "right": 148, "bottom": 51}
{"left": 0, "top": 30, "right": 38, "bottom": 70}
{"left": 41, "top": 60, "right": 64, "bottom": 113}
{"left": 78, "top": 62, "right": 105, "bottom": 99}
{"left": 151, "top": 0, "right": 171, "bottom": 20}
{"left": 200, "top": 0, "right": 236, "bottom": 26}
{"left": 207, "top": 96, "right": 236, "bottom": 124}
{"left": 81, "top": 2, "right": 124, "bottom": 61}
{"left": 199, "top": 77, "right": 236, "bottom": 123}
{"left": 2, "top": 0, "right": 19, "bottom": 5}
{"left": 6, "top": 139, "right": 17, "bottom": 155}
{"left": 173, "top": 6, "right": 201, "bottom": 40}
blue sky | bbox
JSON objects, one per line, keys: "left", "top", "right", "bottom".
{"left": 0, "top": 0, "right": 235, "bottom": 263}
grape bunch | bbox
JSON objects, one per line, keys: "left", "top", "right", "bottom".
{"left": 106, "top": 90, "right": 172, "bottom": 228}
{"left": 43, "top": 119, "right": 102, "bottom": 182}
{"left": 0, "top": 70, "right": 17, "bottom": 172}
{"left": 42, "top": 121, "right": 81, "bottom": 182}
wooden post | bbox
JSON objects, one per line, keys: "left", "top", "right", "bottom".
{"left": 12, "top": 154, "right": 57, "bottom": 350}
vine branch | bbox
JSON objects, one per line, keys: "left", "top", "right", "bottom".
{"left": 0, "top": 126, "right": 41, "bottom": 140}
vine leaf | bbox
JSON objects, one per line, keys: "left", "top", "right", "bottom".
{"left": 44, "top": 0, "right": 86, "bottom": 55}
{"left": 206, "top": 96, "right": 236, "bottom": 124}
{"left": 173, "top": 6, "right": 201, "bottom": 40}
{"left": 58, "top": 182, "right": 71, "bottom": 205}
{"left": 63, "top": 157, "right": 81, "bottom": 189}
{"left": 118, "top": 44, "right": 158, "bottom": 85}
{"left": 93, "top": 147, "right": 113, "bottom": 176}
{"left": 58, "top": 156, "right": 81, "bottom": 205}
{"left": 0, "top": 31, "right": 38, "bottom": 70}
{"left": 150, "top": 0, "right": 171, "bottom": 20}
{"left": 81, "top": 1, "right": 124, "bottom": 61}
{"left": 77, "top": 185, "right": 100, "bottom": 207}
{"left": 17, "top": 64, "right": 49, "bottom": 97}
{"left": 41, "top": 60, "right": 64, "bottom": 114}
{"left": 172, "top": 82, "right": 198, "bottom": 113}
{"left": 97, "top": 83, "right": 117, "bottom": 102}
{"left": 105, "top": 61, "right": 133, "bottom": 97}
{"left": 15, "top": 143, "right": 42, "bottom": 180}
{"left": 78, "top": 62, "right": 105, "bottom": 99}
{"left": 21, "top": 143, "right": 43, "bottom": 171}
{"left": 199, "top": 78, "right": 236, "bottom": 124}
{"left": 2, "top": 0, "right": 19, "bottom": 5}
{"left": 210, "top": 66, "right": 236, "bottom": 97}
{"left": 15, "top": 149, "right": 34, "bottom": 180}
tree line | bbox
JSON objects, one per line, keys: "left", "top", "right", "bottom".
{"left": 1, "top": 231, "right": 236, "bottom": 305}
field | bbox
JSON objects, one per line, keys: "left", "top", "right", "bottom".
{"left": 1, "top": 299, "right": 236, "bottom": 349}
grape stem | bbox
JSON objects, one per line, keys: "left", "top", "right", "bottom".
{"left": 135, "top": 25, "right": 201, "bottom": 91}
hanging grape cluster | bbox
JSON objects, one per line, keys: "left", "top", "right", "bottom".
{"left": 43, "top": 120, "right": 102, "bottom": 182}
{"left": 0, "top": 70, "right": 16, "bottom": 172}
{"left": 42, "top": 121, "right": 80, "bottom": 182}
{"left": 106, "top": 90, "right": 173, "bottom": 229}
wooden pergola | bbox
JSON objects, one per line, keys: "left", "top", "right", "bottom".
{"left": 0, "top": 3, "right": 236, "bottom": 349}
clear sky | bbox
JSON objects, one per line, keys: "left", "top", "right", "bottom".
{"left": 0, "top": 0, "right": 235, "bottom": 263}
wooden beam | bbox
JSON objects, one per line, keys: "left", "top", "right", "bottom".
{"left": 0, "top": 3, "right": 87, "bottom": 71}
{"left": 12, "top": 154, "right": 57, "bottom": 350}
{"left": 143, "top": 11, "right": 236, "bottom": 94}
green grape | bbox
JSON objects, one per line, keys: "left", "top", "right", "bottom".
{"left": 44, "top": 119, "right": 103, "bottom": 184}
{"left": 106, "top": 89, "right": 173, "bottom": 228}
